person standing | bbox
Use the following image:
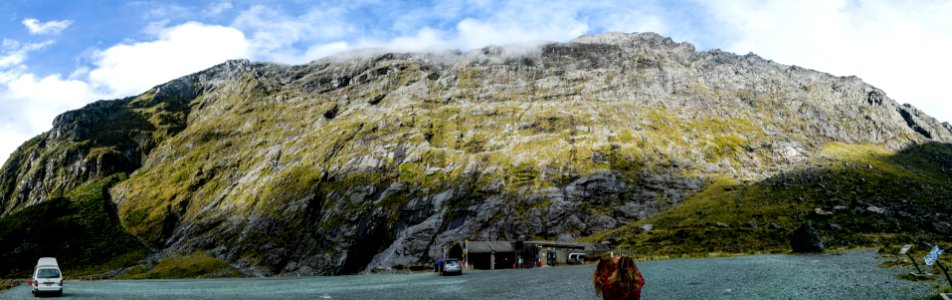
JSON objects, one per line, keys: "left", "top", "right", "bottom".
{"left": 593, "top": 256, "right": 645, "bottom": 300}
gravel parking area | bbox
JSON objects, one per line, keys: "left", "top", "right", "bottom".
{"left": 0, "top": 250, "right": 935, "bottom": 299}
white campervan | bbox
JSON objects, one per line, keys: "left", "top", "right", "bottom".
{"left": 31, "top": 257, "right": 63, "bottom": 297}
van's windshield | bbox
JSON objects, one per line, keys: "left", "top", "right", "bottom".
{"left": 36, "top": 268, "right": 60, "bottom": 279}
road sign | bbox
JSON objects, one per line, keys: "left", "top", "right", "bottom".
{"left": 900, "top": 244, "right": 912, "bottom": 255}
{"left": 925, "top": 245, "right": 944, "bottom": 266}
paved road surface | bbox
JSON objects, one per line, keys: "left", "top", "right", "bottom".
{"left": 1, "top": 250, "right": 934, "bottom": 299}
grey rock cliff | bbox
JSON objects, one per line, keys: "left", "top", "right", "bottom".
{"left": 1, "top": 32, "right": 950, "bottom": 275}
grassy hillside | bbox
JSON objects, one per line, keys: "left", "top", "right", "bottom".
{"left": 0, "top": 174, "right": 146, "bottom": 278}
{"left": 587, "top": 142, "right": 952, "bottom": 257}
{"left": 3, "top": 34, "right": 952, "bottom": 276}
{"left": 120, "top": 252, "right": 241, "bottom": 279}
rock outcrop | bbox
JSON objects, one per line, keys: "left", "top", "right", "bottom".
{"left": 1, "top": 32, "right": 950, "bottom": 275}
{"left": 790, "top": 222, "right": 825, "bottom": 253}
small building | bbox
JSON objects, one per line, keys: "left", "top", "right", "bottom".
{"left": 461, "top": 240, "right": 609, "bottom": 270}
{"left": 465, "top": 241, "right": 515, "bottom": 270}
{"left": 523, "top": 241, "right": 610, "bottom": 266}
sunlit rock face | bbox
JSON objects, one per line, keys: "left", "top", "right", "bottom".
{"left": 3, "top": 32, "right": 950, "bottom": 275}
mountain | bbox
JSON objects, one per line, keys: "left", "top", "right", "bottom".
{"left": 2, "top": 32, "right": 951, "bottom": 276}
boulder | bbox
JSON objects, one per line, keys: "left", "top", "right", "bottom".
{"left": 813, "top": 208, "right": 834, "bottom": 216}
{"left": 638, "top": 224, "right": 654, "bottom": 233}
{"left": 589, "top": 215, "right": 619, "bottom": 232}
{"left": 789, "top": 222, "right": 824, "bottom": 253}
{"left": 933, "top": 222, "right": 952, "bottom": 235}
{"left": 556, "top": 233, "right": 576, "bottom": 242}
{"left": 866, "top": 205, "right": 885, "bottom": 214}
{"left": 851, "top": 206, "right": 865, "bottom": 215}
{"left": 9, "top": 32, "right": 952, "bottom": 276}
{"left": 600, "top": 238, "right": 620, "bottom": 247}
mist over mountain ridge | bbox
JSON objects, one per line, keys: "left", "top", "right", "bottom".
{"left": 1, "top": 32, "right": 951, "bottom": 276}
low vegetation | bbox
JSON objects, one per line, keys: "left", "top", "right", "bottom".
{"left": 0, "top": 174, "right": 147, "bottom": 278}
{"left": 586, "top": 142, "right": 952, "bottom": 259}
{"left": 120, "top": 252, "right": 241, "bottom": 279}
{"left": 3, "top": 38, "right": 952, "bottom": 277}
{"left": 879, "top": 243, "right": 952, "bottom": 298}
{"left": 0, "top": 279, "right": 18, "bottom": 292}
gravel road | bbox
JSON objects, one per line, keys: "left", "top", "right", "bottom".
{"left": 0, "top": 250, "right": 935, "bottom": 299}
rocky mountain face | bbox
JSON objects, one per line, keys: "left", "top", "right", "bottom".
{"left": 2, "top": 32, "right": 951, "bottom": 275}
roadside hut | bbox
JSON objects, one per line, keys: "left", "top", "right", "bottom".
{"left": 523, "top": 241, "right": 610, "bottom": 266}
{"left": 465, "top": 241, "right": 515, "bottom": 270}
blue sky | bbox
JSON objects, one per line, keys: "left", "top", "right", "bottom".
{"left": 2, "top": 0, "right": 952, "bottom": 163}
{"left": 0, "top": 0, "right": 712, "bottom": 75}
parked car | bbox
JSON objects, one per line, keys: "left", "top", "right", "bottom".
{"left": 441, "top": 259, "right": 462, "bottom": 276}
{"left": 32, "top": 257, "right": 63, "bottom": 297}
{"left": 568, "top": 253, "right": 587, "bottom": 264}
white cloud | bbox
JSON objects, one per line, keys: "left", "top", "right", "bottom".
{"left": 145, "top": 4, "right": 190, "bottom": 20}
{"left": 451, "top": 2, "right": 591, "bottom": 50}
{"left": 0, "top": 35, "right": 98, "bottom": 162}
{"left": 233, "top": 5, "right": 352, "bottom": 63}
{"left": 0, "top": 131, "right": 31, "bottom": 160}
{"left": 4, "top": 73, "right": 101, "bottom": 131}
{"left": 351, "top": 27, "right": 452, "bottom": 53}
{"left": 0, "top": 72, "right": 103, "bottom": 166}
{"left": 698, "top": 0, "right": 952, "bottom": 122}
{"left": 88, "top": 22, "right": 251, "bottom": 96}
{"left": 382, "top": 28, "right": 449, "bottom": 51}
{"left": 0, "top": 51, "right": 25, "bottom": 69}
{"left": 0, "top": 2, "right": 669, "bottom": 163}
{"left": 302, "top": 42, "right": 351, "bottom": 61}
{"left": 5, "top": 0, "right": 952, "bottom": 165}
{"left": 204, "top": 1, "right": 234, "bottom": 16}
{"left": 0, "top": 39, "right": 53, "bottom": 68}
{"left": 21, "top": 18, "right": 73, "bottom": 35}
{"left": 0, "top": 22, "right": 252, "bottom": 163}
{"left": 143, "top": 19, "right": 172, "bottom": 35}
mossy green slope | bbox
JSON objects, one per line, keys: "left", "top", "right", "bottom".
{"left": 588, "top": 142, "right": 952, "bottom": 257}
{"left": 0, "top": 86, "right": 191, "bottom": 215}
{"left": 0, "top": 174, "right": 146, "bottom": 278}
{"left": 2, "top": 33, "right": 952, "bottom": 276}
{"left": 120, "top": 252, "right": 240, "bottom": 279}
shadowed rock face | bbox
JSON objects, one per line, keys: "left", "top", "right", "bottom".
{"left": 2, "top": 32, "right": 951, "bottom": 275}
